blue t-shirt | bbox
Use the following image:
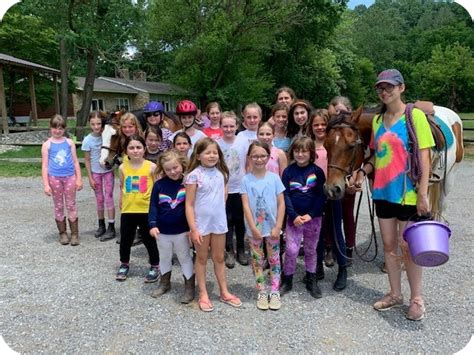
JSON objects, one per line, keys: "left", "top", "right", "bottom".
{"left": 81, "top": 133, "right": 110, "bottom": 174}
{"left": 48, "top": 139, "right": 75, "bottom": 177}
{"left": 281, "top": 163, "right": 326, "bottom": 222}
{"left": 148, "top": 176, "right": 188, "bottom": 235}
{"left": 240, "top": 172, "right": 285, "bottom": 237}
{"left": 273, "top": 136, "right": 292, "bottom": 152}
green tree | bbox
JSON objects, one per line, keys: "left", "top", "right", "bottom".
{"left": 0, "top": 12, "right": 60, "bottom": 112}
{"left": 411, "top": 43, "right": 474, "bottom": 111}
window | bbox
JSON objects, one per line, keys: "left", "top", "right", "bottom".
{"left": 116, "top": 98, "right": 130, "bottom": 111}
{"left": 91, "top": 99, "right": 104, "bottom": 111}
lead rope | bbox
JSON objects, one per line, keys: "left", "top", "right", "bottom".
{"left": 354, "top": 177, "right": 378, "bottom": 262}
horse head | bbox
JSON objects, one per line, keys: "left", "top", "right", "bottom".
{"left": 324, "top": 107, "right": 366, "bottom": 200}
{"left": 100, "top": 111, "right": 122, "bottom": 170}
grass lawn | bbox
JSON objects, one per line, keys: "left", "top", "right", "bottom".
{"left": 0, "top": 145, "right": 85, "bottom": 177}
{"left": 0, "top": 160, "right": 87, "bottom": 177}
{"left": 0, "top": 146, "right": 84, "bottom": 159}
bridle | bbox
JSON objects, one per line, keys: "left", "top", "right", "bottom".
{"left": 101, "top": 114, "right": 122, "bottom": 167}
{"left": 326, "top": 119, "right": 364, "bottom": 184}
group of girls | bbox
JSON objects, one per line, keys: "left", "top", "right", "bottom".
{"left": 41, "top": 68, "right": 432, "bottom": 320}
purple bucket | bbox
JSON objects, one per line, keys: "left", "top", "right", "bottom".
{"left": 403, "top": 221, "right": 451, "bottom": 267}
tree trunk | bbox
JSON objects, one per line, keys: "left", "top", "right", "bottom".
{"left": 76, "top": 48, "right": 97, "bottom": 140}
{"left": 59, "top": 37, "right": 69, "bottom": 120}
{"left": 75, "top": 49, "right": 97, "bottom": 141}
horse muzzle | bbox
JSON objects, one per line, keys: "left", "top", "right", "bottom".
{"left": 324, "top": 183, "right": 345, "bottom": 200}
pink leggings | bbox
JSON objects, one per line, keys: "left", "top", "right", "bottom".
{"left": 92, "top": 171, "right": 115, "bottom": 211}
{"left": 48, "top": 175, "right": 77, "bottom": 221}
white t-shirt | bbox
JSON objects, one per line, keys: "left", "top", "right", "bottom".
{"left": 217, "top": 137, "right": 248, "bottom": 194}
{"left": 184, "top": 166, "right": 228, "bottom": 235}
{"left": 81, "top": 133, "right": 111, "bottom": 174}
{"left": 236, "top": 129, "right": 258, "bottom": 147}
{"left": 169, "top": 129, "right": 207, "bottom": 157}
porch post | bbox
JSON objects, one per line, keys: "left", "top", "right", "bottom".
{"left": 53, "top": 74, "right": 60, "bottom": 114}
{"left": 29, "top": 70, "right": 38, "bottom": 125}
{"left": 0, "top": 65, "right": 8, "bottom": 135}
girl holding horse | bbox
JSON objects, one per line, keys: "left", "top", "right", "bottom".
{"left": 352, "top": 69, "right": 434, "bottom": 321}
{"left": 82, "top": 111, "right": 116, "bottom": 242}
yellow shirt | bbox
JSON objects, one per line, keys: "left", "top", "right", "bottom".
{"left": 121, "top": 159, "right": 153, "bottom": 213}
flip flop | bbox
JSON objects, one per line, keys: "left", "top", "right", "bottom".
{"left": 219, "top": 294, "right": 242, "bottom": 308}
{"left": 198, "top": 298, "right": 214, "bottom": 312}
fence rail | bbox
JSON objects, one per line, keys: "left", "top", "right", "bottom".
{"left": 462, "top": 118, "right": 474, "bottom": 143}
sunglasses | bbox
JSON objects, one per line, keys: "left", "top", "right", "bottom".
{"left": 145, "top": 111, "right": 162, "bottom": 118}
{"left": 375, "top": 84, "right": 396, "bottom": 94}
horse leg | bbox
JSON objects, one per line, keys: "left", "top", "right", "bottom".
{"left": 451, "top": 122, "right": 464, "bottom": 163}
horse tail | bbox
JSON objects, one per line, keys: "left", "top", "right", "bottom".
{"left": 429, "top": 182, "right": 442, "bottom": 221}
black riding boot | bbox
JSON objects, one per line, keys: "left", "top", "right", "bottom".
{"left": 333, "top": 265, "right": 347, "bottom": 292}
{"left": 100, "top": 222, "right": 116, "bottom": 242}
{"left": 94, "top": 219, "right": 106, "bottom": 238}
{"left": 305, "top": 272, "right": 322, "bottom": 299}
{"left": 280, "top": 274, "right": 293, "bottom": 296}
{"left": 346, "top": 245, "right": 354, "bottom": 267}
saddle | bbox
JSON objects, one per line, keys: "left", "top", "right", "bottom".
{"left": 414, "top": 101, "right": 445, "bottom": 151}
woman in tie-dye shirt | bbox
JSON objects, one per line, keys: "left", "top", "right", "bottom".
{"left": 352, "top": 69, "right": 434, "bottom": 321}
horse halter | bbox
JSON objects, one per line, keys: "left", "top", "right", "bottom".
{"left": 101, "top": 114, "right": 122, "bottom": 167}
{"left": 326, "top": 121, "right": 364, "bottom": 180}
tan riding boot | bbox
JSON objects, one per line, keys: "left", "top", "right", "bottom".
{"left": 56, "top": 218, "right": 69, "bottom": 245}
{"left": 180, "top": 274, "right": 195, "bottom": 304}
{"left": 69, "top": 218, "right": 80, "bottom": 246}
{"left": 151, "top": 271, "right": 171, "bottom": 298}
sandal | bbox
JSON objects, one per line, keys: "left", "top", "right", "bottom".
{"left": 198, "top": 298, "right": 214, "bottom": 312}
{"left": 219, "top": 294, "right": 242, "bottom": 308}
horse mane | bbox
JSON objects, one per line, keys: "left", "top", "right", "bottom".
{"left": 327, "top": 111, "right": 356, "bottom": 131}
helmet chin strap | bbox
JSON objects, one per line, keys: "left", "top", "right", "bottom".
{"left": 183, "top": 119, "right": 195, "bottom": 129}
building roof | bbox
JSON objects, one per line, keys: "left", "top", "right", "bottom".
{"left": 0, "top": 53, "right": 60, "bottom": 74}
{"left": 76, "top": 76, "right": 189, "bottom": 96}
{"left": 75, "top": 77, "right": 138, "bottom": 94}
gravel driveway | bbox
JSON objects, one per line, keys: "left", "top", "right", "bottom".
{"left": 0, "top": 161, "right": 473, "bottom": 354}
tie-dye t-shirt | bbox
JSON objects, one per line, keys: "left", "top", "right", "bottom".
{"left": 369, "top": 108, "right": 434, "bottom": 205}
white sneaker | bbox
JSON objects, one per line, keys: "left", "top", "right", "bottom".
{"left": 269, "top": 292, "right": 281, "bottom": 310}
{"left": 257, "top": 292, "right": 269, "bottom": 310}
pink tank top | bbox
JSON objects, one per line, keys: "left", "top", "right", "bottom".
{"left": 266, "top": 146, "right": 280, "bottom": 175}
{"left": 315, "top": 146, "right": 327, "bottom": 177}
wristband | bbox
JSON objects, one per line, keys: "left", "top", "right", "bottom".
{"left": 364, "top": 161, "right": 374, "bottom": 174}
{"left": 357, "top": 168, "right": 367, "bottom": 177}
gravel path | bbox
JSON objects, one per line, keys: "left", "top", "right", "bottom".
{"left": 0, "top": 161, "right": 473, "bottom": 354}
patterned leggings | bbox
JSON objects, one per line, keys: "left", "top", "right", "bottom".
{"left": 48, "top": 175, "right": 77, "bottom": 221}
{"left": 91, "top": 171, "right": 115, "bottom": 211}
{"left": 249, "top": 237, "right": 281, "bottom": 293}
{"left": 284, "top": 217, "right": 322, "bottom": 275}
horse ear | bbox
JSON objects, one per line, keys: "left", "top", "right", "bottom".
{"left": 350, "top": 106, "right": 363, "bottom": 124}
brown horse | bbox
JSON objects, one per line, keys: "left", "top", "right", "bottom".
{"left": 324, "top": 105, "right": 464, "bottom": 218}
{"left": 323, "top": 107, "right": 372, "bottom": 200}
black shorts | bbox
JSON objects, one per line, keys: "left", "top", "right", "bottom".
{"left": 374, "top": 200, "right": 417, "bottom": 221}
